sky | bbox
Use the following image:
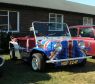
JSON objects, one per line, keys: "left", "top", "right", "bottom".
{"left": 67, "top": 0, "right": 95, "bottom": 6}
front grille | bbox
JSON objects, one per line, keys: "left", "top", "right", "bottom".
{"left": 60, "top": 40, "right": 81, "bottom": 59}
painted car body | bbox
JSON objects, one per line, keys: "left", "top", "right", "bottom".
{"left": 9, "top": 22, "right": 91, "bottom": 71}
{"left": 69, "top": 25, "right": 95, "bottom": 56}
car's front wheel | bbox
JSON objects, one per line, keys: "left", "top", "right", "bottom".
{"left": 31, "top": 53, "right": 45, "bottom": 72}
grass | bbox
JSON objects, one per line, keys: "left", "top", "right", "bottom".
{"left": 1, "top": 55, "right": 95, "bottom": 84}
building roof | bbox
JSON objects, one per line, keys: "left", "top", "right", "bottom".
{"left": 0, "top": 0, "right": 95, "bottom": 15}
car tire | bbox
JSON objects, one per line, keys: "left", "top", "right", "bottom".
{"left": 31, "top": 53, "right": 45, "bottom": 72}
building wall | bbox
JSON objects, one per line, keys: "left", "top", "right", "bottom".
{"left": 20, "top": 8, "right": 49, "bottom": 32}
{"left": 0, "top": 3, "right": 95, "bottom": 34}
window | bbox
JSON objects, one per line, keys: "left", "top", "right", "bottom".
{"left": 69, "top": 28, "right": 78, "bottom": 37}
{"left": 49, "top": 13, "right": 63, "bottom": 31}
{"left": 83, "top": 17, "right": 93, "bottom": 26}
{"left": 0, "top": 11, "right": 8, "bottom": 31}
{"left": 0, "top": 10, "right": 19, "bottom": 32}
{"left": 79, "top": 28, "right": 94, "bottom": 38}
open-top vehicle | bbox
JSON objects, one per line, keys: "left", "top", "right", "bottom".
{"left": 9, "top": 22, "right": 91, "bottom": 71}
{"left": 69, "top": 25, "right": 95, "bottom": 57}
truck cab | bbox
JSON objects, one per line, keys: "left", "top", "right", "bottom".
{"left": 69, "top": 25, "right": 95, "bottom": 57}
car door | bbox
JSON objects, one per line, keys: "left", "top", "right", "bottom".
{"left": 18, "top": 38, "right": 30, "bottom": 59}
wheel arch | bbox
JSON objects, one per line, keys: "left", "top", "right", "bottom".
{"left": 29, "top": 49, "right": 48, "bottom": 61}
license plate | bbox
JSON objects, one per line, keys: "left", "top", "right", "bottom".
{"left": 61, "top": 61, "right": 68, "bottom": 65}
{"left": 68, "top": 60, "right": 78, "bottom": 65}
{"left": 61, "top": 60, "right": 78, "bottom": 65}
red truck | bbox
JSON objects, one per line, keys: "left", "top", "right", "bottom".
{"left": 69, "top": 25, "right": 95, "bottom": 57}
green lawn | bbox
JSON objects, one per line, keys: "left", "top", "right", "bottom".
{"left": 1, "top": 55, "right": 95, "bottom": 84}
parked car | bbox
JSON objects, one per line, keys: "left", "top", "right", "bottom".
{"left": 9, "top": 22, "right": 91, "bottom": 71}
{"left": 69, "top": 25, "right": 95, "bottom": 57}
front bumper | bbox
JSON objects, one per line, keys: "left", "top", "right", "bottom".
{"left": 46, "top": 56, "right": 92, "bottom": 63}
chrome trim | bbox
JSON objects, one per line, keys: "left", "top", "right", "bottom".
{"left": 46, "top": 56, "right": 92, "bottom": 63}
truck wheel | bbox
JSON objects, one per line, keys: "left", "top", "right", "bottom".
{"left": 78, "top": 59, "right": 87, "bottom": 66}
{"left": 31, "top": 53, "right": 45, "bottom": 71}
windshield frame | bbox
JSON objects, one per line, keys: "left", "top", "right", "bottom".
{"left": 31, "top": 21, "right": 71, "bottom": 45}
{"left": 31, "top": 21, "right": 71, "bottom": 37}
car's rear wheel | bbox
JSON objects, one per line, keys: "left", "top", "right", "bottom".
{"left": 31, "top": 53, "right": 45, "bottom": 71}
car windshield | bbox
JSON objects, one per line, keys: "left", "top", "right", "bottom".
{"left": 32, "top": 22, "right": 70, "bottom": 37}
{"left": 79, "top": 28, "right": 94, "bottom": 38}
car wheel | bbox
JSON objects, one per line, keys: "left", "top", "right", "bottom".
{"left": 31, "top": 53, "right": 45, "bottom": 71}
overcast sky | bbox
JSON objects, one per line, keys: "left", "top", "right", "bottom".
{"left": 67, "top": 0, "right": 95, "bottom": 6}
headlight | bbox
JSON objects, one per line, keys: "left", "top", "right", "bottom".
{"left": 54, "top": 42, "right": 62, "bottom": 52}
{"left": 78, "top": 41, "right": 85, "bottom": 49}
